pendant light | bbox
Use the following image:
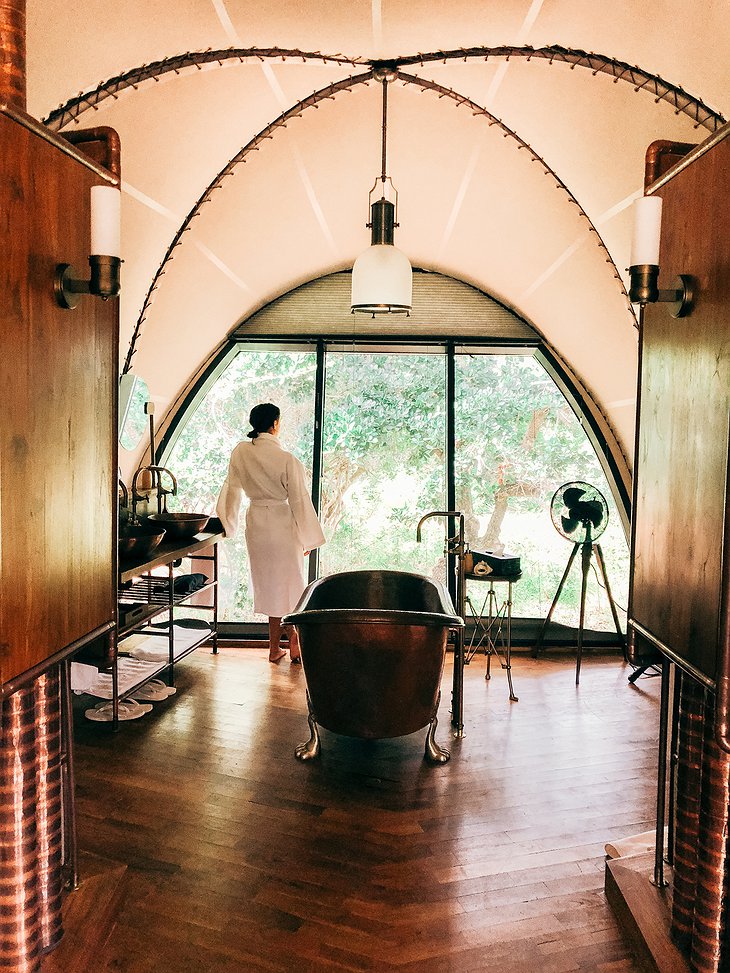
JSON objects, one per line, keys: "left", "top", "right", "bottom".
{"left": 351, "top": 67, "right": 412, "bottom": 317}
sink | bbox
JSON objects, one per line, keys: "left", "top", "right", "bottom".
{"left": 118, "top": 524, "right": 166, "bottom": 559}
{"left": 147, "top": 512, "right": 210, "bottom": 539}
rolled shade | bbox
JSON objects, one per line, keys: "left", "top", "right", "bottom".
{"left": 351, "top": 243, "right": 412, "bottom": 315}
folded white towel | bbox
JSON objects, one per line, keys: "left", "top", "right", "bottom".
{"left": 71, "top": 662, "right": 99, "bottom": 693}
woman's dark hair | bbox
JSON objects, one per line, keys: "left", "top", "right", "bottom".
{"left": 247, "top": 402, "right": 280, "bottom": 439}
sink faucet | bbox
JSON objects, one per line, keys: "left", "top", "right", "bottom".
{"left": 131, "top": 464, "right": 178, "bottom": 520}
{"left": 147, "top": 465, "right": 178, "bottom": 514}
{"left": 118, "top": 477, "right": 130, "bottom": 524}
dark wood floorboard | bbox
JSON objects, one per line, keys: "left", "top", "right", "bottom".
{"left": 65, "top": 648, "right": 659, "bottom": 971}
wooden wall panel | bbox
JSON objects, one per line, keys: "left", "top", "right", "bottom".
{"left": 630, "top": 132, "right": 730, "bottom": 684}
{"left": 0, "top": 109, "right": 117, "bottom": 686}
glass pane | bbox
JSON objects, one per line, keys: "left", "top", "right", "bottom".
{"left": 118, "top": 373, "right": 149, "bottom": 450}
{"left": 319, "top": 351, "right": 447, "bottom": 580}
{"left": 454, "top": 354, "right": 629, "bottom": 631}
{"left": 165, "top": 349, "right": 316, "bottom": 621}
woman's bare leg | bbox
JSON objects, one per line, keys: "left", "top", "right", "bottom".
{"left": 268, "top": 617, "right": 286, "bottom": 663}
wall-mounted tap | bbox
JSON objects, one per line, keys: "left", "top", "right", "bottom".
{"left": 118, "top": 477, "right": 130, "bottom": 524}
{"left": 147, "top": 465, "right": 178, "bottom": 514}
{"left": 131, "top": 464, "right": 178, "bottom": 521}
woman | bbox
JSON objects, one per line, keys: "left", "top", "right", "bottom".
{"left": 216, "top": 403, "right": 325, "bottom": 663}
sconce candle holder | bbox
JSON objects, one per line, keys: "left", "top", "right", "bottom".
{"left": 628, "top": 264, "right": 694, "bottom": 318}
{"left": 55, "top": 254, "right": 121, "bottom": 309}
{"left": 628, "top": 195, "right": 694, "bottom": 318}
{"left": 55, "top": 185, "right": 121, "bottom": 310}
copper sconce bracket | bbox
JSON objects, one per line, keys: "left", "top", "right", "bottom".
{"left": 628, "top": 265, "right": 695, "bottom": 318}
{"left": 55, "top": 255, "right": 121, "bottom": 310}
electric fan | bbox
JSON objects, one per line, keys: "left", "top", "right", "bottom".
{"left": 535, "top": 481, "right": 624, "bottom": 683}
{"left": 550, "top": 482, "right": 608, "bottom": 545}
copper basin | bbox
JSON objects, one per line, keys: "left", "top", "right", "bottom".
{"left": 118, "top": 524, "right": 166, "bottom": 558}
{"left": 147, "top": 512, "right": 209, "bottom": 539}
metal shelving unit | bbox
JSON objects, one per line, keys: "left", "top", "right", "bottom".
{"left": 103, "top": 527, "right": 224, "bottom": 729}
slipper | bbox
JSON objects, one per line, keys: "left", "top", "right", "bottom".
{"left": 131, "top": 679, "right": 177, "bottom": 702}
{"left": 85, "top": 700, "right": 152, "bottom": 722}
{"left": 269, "top": 649, "right": 286, "bottom": 664}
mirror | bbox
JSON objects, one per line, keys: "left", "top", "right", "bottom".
{"left": 118, "top": 373, "right": 149, "bottom": 450}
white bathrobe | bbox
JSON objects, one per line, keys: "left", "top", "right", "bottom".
{"left": 216, "top": 433, "right": 325, "bottom": 617}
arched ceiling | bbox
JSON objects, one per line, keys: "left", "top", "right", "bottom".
{"left": 25, "top": 1, "right": 728, "bottom": 477}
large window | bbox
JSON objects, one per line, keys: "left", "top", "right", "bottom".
{"left": 453, "top": 353, "right": 628, "bottom": 629}
{"left": 319, "top": 349, "right": 446, "bottom": 579}
{"left": 166, "top": 347, "right": 316, "bottom": 621}
{"left": 164, "top": 341, "right": 628, "bottom": 631}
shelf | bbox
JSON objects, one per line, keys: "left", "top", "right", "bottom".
{"left": 103, "top": 529, "right": 221, "bottom": 728}
{"left": 119, "top": 624, "right": 213, "bottom": 661}
{"left": 118, "top": 527, "right": 223, "bottom": 584}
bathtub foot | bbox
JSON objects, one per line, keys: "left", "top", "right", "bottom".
{"left": 424, "top": 697, "right": 450, "bottom": 764}
{"left": 295, "top": 693, "right": 321, "bottom": 761}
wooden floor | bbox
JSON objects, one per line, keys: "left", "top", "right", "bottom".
{"left": 65, "top": 647, "right": 660, "bottom": 972}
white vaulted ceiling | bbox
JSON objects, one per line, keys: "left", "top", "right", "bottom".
{"left": 25, "top": 1, "right": 729, "bottom": 478}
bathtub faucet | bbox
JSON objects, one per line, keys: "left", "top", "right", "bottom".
{"left": 416, "top": 510, "right": 466, "bottom": 558}
{"left": 416, "top": 510, "right": 468, "bottom": 738}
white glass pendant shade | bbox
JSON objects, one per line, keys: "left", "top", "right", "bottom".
{"left": 351, "top": 244, "right": 412, "bottom": 314}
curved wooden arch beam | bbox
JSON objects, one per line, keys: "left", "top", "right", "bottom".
{"left": 44, "top": 45, "right": 724, "bottom": 134}
{"left": 123, "top": 67, "right": 633, "bottom": 374}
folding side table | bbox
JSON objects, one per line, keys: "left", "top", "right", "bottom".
{"left": 464, "top": 571, "right": 521, "bottom": 702}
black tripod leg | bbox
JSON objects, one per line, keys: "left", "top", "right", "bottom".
{"left": 534, "top": 542, "right": 580, "bottom": 656}
{"left": 575, "top": 543, "right": 591, "bottom": 685}
{"left": 594, "top": 543, "right": 626, "bottom": 660}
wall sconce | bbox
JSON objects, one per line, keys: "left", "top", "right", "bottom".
{"left": 55, "top": 185, "right": 122, "bottom": 309}
{"left": 628, "top": 195, "right": 693, "bottom": 317}
{"left": 351, "top": 67, "right": 412, "bottom": 317}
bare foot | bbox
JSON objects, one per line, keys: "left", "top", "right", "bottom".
{"left": 268, "top": 648, "right": 286, "bottom": 664}
{"left": 290, "top": 654, "right": 302, "bottom": 665}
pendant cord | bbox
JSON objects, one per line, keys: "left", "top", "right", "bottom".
{"left": 380, "top": 79, "right": 388, "bottom": 186}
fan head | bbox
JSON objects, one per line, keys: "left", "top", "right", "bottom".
{"left": 550, "top": 481, "right": 609, "bottom": 544}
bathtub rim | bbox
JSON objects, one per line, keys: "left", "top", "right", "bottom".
{"left": 283, "top": 607, "right": 463, "bottom": 628}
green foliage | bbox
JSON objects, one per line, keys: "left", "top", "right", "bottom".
{"left": 165, "top": 347, "right": 629, "bottom": 629}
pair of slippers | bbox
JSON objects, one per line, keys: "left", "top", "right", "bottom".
{"left": 85, "top": 699, "right": 152, "bottom": 722}
{"left": 131, "top": 679, "right": 178, "bottom": 702}
{"left": 84, "top": 680, "right": 177, "bottom": 721}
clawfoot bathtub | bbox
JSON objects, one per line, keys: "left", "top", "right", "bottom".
{"left": 282, "top": 569, "right": 463, "bottom": 764}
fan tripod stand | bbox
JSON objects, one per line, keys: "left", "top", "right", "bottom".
{"left": 533, "top": 539, "right": 625, "bottom": 683}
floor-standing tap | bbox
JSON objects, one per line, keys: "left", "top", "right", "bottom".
{"left": 416, "top": 510, "right": 467, "bottom": 737}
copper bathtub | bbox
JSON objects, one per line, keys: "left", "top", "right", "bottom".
{"left": 283, "top": 569, "right": 463, "bottom": 764}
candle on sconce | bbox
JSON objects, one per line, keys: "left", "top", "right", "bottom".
{"left": 90, "top": 185, "right": 121, "bottom": 258}
{"left": 630, "top": 195, "right": 663, "bottom": 267}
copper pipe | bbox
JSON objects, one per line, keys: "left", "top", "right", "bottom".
{"left": 690, "top": 693, "right": 730, "bottom": 973}
{"left": 671, "top": 674, "right": 705, "bottom": 952}
{"left": 713, "top": 430, "right": 730, "bottom": 753}
{"left": 0, "top": 686, "right": 41, "bottom": 973}
{"left": 34, "top": 669, "right": 64, "bottom": 953}
{"left": 59, "top": 660, "right": 79, "bottom": 890}
{"left": 0, "top": 0, "right": 26, "bottom": 111}
{"left": 62, "top": 126, "right": 122, "bottom": 180}
{"left": 644, "top": 140, "right": 697, "bottom": 188}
